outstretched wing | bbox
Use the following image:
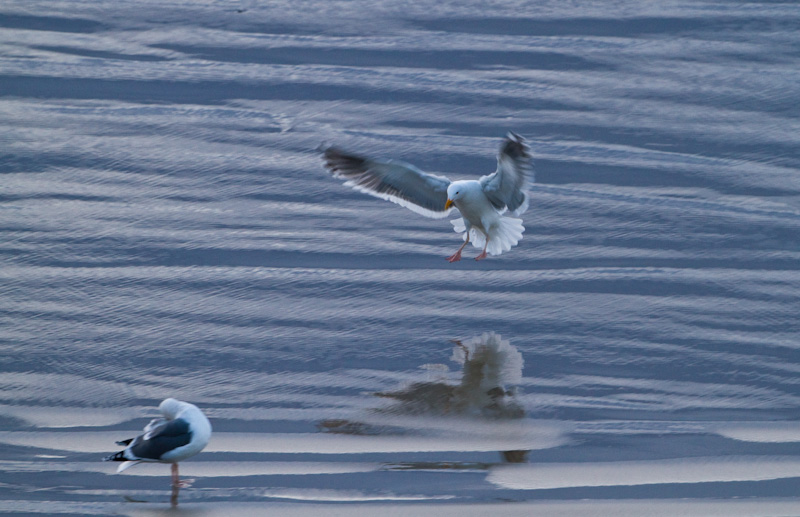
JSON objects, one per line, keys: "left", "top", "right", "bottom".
{"left": 479, "top": 132, "right": 533, "bottom": 215}
{"left": 323, "top": 147, "right": 453, "bottom": 219}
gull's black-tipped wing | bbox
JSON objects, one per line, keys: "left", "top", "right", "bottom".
{"left": 479, "top": 133, "right": 533, "bottom": 215}
{"left": 126, "top": 418, "right": 192, "bottom": 461}
{"left": 323, "top": 147, "right": 453, "bottom": 219}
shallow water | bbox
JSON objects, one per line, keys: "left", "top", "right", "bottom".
{"left": 2, "top": 0, "right": 800, "bottom": 514}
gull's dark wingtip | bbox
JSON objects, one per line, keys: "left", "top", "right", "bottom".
{"left": 501, "top": 132, "right": 530, "bottom": 160}
{"left": 104, "top": 450, "right": 126, "bottom": 462}
{"left": 322, "top": 146, "right": 368, "bottom": 178}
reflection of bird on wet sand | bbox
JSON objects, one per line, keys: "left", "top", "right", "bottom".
{"left": 320, "top": 332, "right": 529, "bottom": 462}
{"left": 376, "top": 333, "right": 525, "bottom": 419}
{"left": 104, "top": 398, "right": 211, "bottom": 507}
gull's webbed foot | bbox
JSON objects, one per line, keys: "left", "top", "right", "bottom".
{"left": 446, "top": 250, "right": 463, "bottom": 263}
{"left": 447, "top": 237, "right": 470, "bottom": 263}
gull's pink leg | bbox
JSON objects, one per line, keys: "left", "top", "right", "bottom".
{"left": 446, "top": 237, "right": 470, "bottom": 263}
{"left": 475, "top": 239, "right": 489, "bottom": 261}
{"left": 171, "top": 463, "right": 180, "bottom": 507}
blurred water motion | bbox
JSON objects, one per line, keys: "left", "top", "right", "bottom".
{"left": 2, "top": 0, "right": 800, "bottom": 513}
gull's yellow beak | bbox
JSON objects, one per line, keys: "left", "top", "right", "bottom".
{"left": 444, "top": 199, "right": 454, "bottom": 210}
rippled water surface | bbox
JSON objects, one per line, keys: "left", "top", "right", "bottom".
{"left": 2, "top": 0, "right": 800, "bottom": 514}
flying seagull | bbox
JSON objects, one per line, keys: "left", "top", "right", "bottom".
{"left": 322, "top": 133, "right": 533, "bottom": 261}
{"left": 104, "top": 398, "right": 212, "bottom": 507}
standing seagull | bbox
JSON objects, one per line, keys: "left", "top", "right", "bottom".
{"left": 104, "top": 398, "right": 212, "bottom": 507}
{"left": 323, "top": 133, "right": 533, "bottom": 261}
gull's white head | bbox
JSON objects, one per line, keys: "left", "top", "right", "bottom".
{"left": 158, "top": 398, "right": 185, "bottom": 420}
{"left": 445, "top": 180, "right": 472, "bottom": 209}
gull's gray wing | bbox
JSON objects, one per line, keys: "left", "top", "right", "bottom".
{"left": 323, "top": 147, "right": 453, "bottom": 219}
{"left": 127, "top": 418, "right": 192, "bottom": 461}
{"left": 143, "top": 416, "right": 166, "bottom": 434}
{"left": 479, "top": 133, "right": 533, "bottom": 215}
{"left": 114, "top": 417, "right": 165, "bottom": 446}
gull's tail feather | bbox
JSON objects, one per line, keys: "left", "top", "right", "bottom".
{"left": 486, "top": 216, "right": 524, "bottom": 255}
{"left": 104, "top": 449, "right": 142, "bottom": 473}
{"left": 117, "top": 461, "right": 141, "bottom": 473}
{"left": 451, "top": 217, "right": 524, "bottom": 256}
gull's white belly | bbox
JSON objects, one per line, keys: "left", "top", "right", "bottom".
{"left": 456, "top": 194, "right": 499, "bottom": 235}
